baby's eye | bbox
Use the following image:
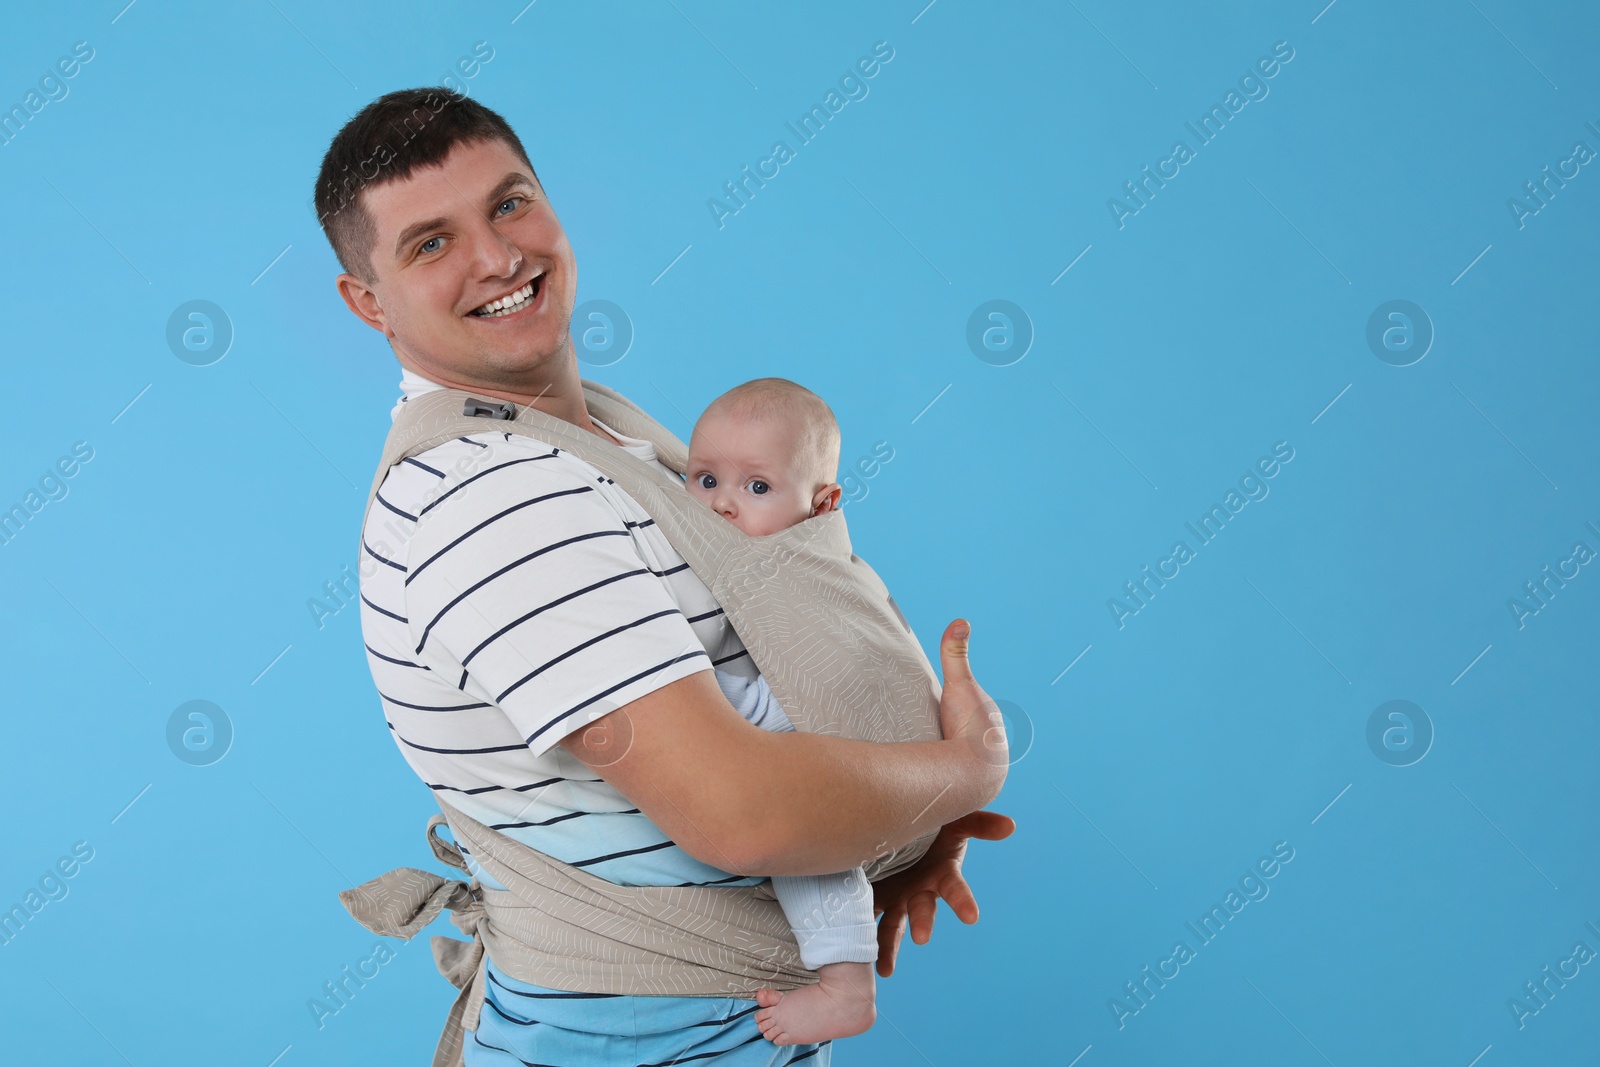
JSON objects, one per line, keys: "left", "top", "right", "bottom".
{"left": 696, "top": 473, "right": 717, "bottom": 489}
{"left": 746, "top": 479, "right": 770, "bottom": 495}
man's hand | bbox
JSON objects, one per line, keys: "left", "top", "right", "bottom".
{"left": 937, "top": 619, "right": 1009, "bottom": 770}
{"left": 872, "top": 809, "right": 1016, "bottom": 977}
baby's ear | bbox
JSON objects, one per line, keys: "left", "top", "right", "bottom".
{"left": 812, "top": 482, "right": 842, "bottom": 515}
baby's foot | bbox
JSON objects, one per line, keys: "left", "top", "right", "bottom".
{"left": 755, "top": 961, "right": 876, "bottom": 1046}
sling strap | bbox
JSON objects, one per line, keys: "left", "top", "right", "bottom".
{"left": 339, "top": 797, "right": 818, "bottom": 1067}
{"left": 340, "top": 380, "right": 942, "bottom": 1062}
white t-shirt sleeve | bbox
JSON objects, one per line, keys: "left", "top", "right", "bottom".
{"left": 401, "top": 436, "right": 713, "bottom": 757}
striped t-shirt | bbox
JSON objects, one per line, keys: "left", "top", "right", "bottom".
{"left": 359, "top": 415, "right": 764, "bottom": 889}
{"left": 359, "top": 378, "right": 829, "bottom": 1064}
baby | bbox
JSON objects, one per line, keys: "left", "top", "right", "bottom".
{"left": 684, "top": 377, "right": 877, "bottom": 1047}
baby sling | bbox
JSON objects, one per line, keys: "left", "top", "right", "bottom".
{"left": 339, "top": 381, "right": 942, "bottom": 1065}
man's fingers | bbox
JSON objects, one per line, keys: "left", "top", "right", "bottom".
{"left": 876, "top": 910, "right": 907, "bottom": 977}
{"left": 908, "top": 890, "right": 937, "bottom": 945}
{"left": 940, "top": 875, "right": 980, "bottom": 924}
{"left": 939, "top": 618, "right": 974, "bottom": 685}
{"left": 951, "top": 809, "right": 1017, "bottom": 842}
{"left": 870, "top": 804, "right": 1015, "bottom": 975}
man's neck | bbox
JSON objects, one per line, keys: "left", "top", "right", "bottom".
{"left": 398, "top": 354, "right": 619, "bottom": 444}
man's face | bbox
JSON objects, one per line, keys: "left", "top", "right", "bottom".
{"left": 336, "top": 137, "right": 577, "bottom": 392}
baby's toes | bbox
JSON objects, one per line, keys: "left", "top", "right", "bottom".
{"left": 755, "top": 987, "right": 783, "bottom": 1008}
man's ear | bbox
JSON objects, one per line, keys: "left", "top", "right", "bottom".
{"left": 812, "top": 482, "right": 842, "bottom": 515}
{"left": 335, "top": 272, "right": 389, "bottom": 335}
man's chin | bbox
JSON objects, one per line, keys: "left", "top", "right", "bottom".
{"left": 471, "top": 331, "right": 577, "bottom": 375}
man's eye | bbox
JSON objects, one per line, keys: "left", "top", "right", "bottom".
{"left": 497, "top": 197, "right": 521, "bottom": 216}
{"left": 697, "top": 473, "right": 716, "bottom": 489}
{"left": 747, "top": 480, "right": 770, "bottom": 495}
{"left": 419, "top": 236, "right": 443, "bottom": 255}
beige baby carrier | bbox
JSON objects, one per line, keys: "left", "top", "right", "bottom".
{"left": 339, "top": 381, "right": 942, "bottom": 1065}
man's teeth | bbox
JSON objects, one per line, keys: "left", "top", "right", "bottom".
{"left": 473, "top": 279, "right": 538, "bottom": 317}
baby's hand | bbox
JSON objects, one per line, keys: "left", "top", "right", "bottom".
{"left": 936, "top": 619, "right": 1008, "bottom": 767}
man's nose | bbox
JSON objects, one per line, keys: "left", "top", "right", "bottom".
{"left": 471, "top": 220, "right": 522, "bottom": 277}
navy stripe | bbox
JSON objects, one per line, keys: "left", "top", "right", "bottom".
{"left": 569, "top": 839, "right": 677, "bottom": 869}
{"left": 524, "top": 650, "right": 709, "bottom": 747}
{"left": 515, "top": 775, "right": 586, "bottom": 790}
{"left": 365, "top": 644, "right": 429, "bottom": 669}
{"left": 363, "top": 538, "right": 406, "bottom": 572}
{"left": 407, "top": 485, "right": 596, "bottom": 587}
{"left": 461, "top": 569, "right": 651, "bottom": 668}
{"left": 414, "top": 530, "right": 632, "bottom": 654}
{"left": 429, "top": 782, "right": 500, "bottom": 795}
{"left": 475, "top": 1000, "right": 544, "bottom": 1041}
{"left": 374, "top": 492, "right": 417, "bottom": 522}
{"left": 485, "top": 805, "right": 642, "bottom": 828}
{"left": 684, "top": 1003, "right": 759, "bottom": 1027}
{"left": 427, "top": 775, "right": 577, "bottom": 795}
{"left": 711, "top": 649, "right": 750, "bottom": 667}
{"left": 457, "top": 436, "right": 489, "bottom": 449}
{"left": 360, "top": 593, "right": 406, "bottom": 624}
{"left": 388, "top": 722, "right": 527, "bottom": 756}
{"left": 497, "top": 609, "right": 683, "bottom": 703}
{"left": 488, "top": 810, "right": 589, "bottom": 831}
{"left": 652, "top": 561, "right": 691, "bottom": 578}
{"left": 403, "top": 456, "right": 446, "bottom": 478}
{"left": 418, "top": 451, "right": 561, "bottom": 517}
{"left": 673, "top": 872, "right": 754, "bottom": 888}
{"left": 378, "top": 691, "right": 491, "bottom": 713}
{"left": 685, "top": 607, "right": 725, "bottom": 623}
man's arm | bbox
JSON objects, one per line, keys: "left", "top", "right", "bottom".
{"left": 395, "top": 436, "right": 1005, "bottom": 876}
{"left": 562, "top": 619, "right": 1007, "bottom": 877}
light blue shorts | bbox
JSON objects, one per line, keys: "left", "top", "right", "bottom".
{"left": 466, "top": 959, "right": 831, "bottom": 1066}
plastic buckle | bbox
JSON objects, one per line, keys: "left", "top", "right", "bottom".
{"left": 462, "top": 397, "right": 516, "bottom": 420}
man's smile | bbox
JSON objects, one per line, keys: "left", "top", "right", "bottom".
{"left": 468, "top": 267, "right": 547, "bottom": 319}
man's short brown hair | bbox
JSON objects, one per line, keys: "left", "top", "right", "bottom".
{"left": 313, "top": 87, "right": 535, "bottom": 283}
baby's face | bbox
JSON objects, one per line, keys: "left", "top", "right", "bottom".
{"left": 686, "top": 408, "right": 827, "bottom": 537}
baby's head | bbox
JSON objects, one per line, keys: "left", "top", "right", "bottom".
{"left": 686, "top": 378, "right": 842, "bottom": 537}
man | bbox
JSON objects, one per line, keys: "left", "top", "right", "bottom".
{"left": 317, "top": 87, "right": 1013, "bottom": 1064}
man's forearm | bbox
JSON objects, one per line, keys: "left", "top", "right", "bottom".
{"left": 729, "top": 727, "right": 1000, "bottom": 877}
{"left": 567, "top": 665, "right": 1004, "bottom": 880}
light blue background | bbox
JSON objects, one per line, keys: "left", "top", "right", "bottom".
{"left": 1, "top": 1, "right": 1596, "bottom": 1063}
